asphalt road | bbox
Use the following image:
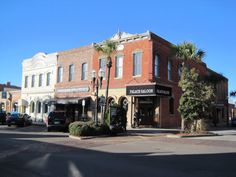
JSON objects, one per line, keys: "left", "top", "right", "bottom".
{"left": 0, "top": 125, "right": 236, "bottom": 177}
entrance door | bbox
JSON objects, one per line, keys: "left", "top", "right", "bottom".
{"left": 136, "top": 97, "right": 154, "bottom": 126}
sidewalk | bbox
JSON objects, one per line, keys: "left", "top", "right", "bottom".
{"left": 126, "top": 127, "right": 180, "bottom": 136}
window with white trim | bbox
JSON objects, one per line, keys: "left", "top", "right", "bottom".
{"left": 133, "top": 52, "right": 142, "bottom": 76}
{"left": 115, "top": 55, "right": 123, "bottom": 78}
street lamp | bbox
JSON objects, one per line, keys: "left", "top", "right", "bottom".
{"left": 91, "top": 68, "right": 104, "bottom": 126}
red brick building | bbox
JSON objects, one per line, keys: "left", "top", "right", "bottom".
{"left": 54, "top": 31, "right": 228, "bottom": 128}
{"left": 0, "top": 82, "right": 21, "bottom": 112}
{"left": 54, "top": 46, "right": 94, "bottom": 120}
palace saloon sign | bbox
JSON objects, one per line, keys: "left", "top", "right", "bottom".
{"left": 126, "top": 84, "right": 172, "bottom": 97}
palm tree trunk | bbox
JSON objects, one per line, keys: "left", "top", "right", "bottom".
{"left": 103, "top": 56, "right": 112, "bottom": 124}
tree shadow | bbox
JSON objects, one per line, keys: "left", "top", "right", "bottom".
{"left": 0, "top": 132, "right": 235, "bottom": 177}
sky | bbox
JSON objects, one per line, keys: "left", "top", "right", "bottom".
{"left": 0, "top": 0, "right": 235, "bottom": 100}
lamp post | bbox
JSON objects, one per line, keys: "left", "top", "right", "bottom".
{"left": 91, "top": 68, "right": 104, "bottom": 126}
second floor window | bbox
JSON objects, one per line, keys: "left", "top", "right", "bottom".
{"left": 99, "top": 58, "right": 106, "bottom": 79}
{"left": 133, "top": 52, "right": 142, "bottom": 76}
{"left": 168, "top": 60, "right": 172, "bottom": 81}
{"left": 69, "top": 64, "right": 74, "bottom": 81}
{"left": 24, "top": 76, "right": 28, "bottom": 88}
{"left": 57, "top": 67, "right": 63, "bottom": 83}
{"left": 46, "top": 72, "right": 51, "bottom": 86}
{"left": 115, "top": 55, "right": 123, "bottom": 78}
{"left": 154, "top": 55, "right": 160, "bottom": 78}
{"left": 178, "top": 64, "right": 182, "bottom": 79}
{"left": 31, "top": 75, "right": 35, "bottom": 87}
{"left": 81, "top": 63, "right": 88, "bottom": 80}
{"left": 38, "top": 74, "right": 42, "bottom": 87}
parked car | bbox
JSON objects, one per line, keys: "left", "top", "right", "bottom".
{"left": 6, "top": 112, "right": 32, "bottom": 127}
{"left": 45, "top": 111, "right": 71, "bottom": 132}
{"left": 0, "top": 111, "right": 6, "bottom": 124}
{"left": 231, "top": 117, "right": 236, "bottom": 127}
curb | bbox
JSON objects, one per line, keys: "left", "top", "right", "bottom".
{"left": 69, "top": 134, "right": 110, "bottom": 140}
{"left": 166, "top": 133, "right": 220, "bottom": 138}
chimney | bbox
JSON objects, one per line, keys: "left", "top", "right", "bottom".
{"left": 6, "top": 82, "right": 10, "bottom": 86}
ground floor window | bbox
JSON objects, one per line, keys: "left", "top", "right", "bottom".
{"left": 37, "top": 102, "right": 41, "bottom": 113}
{"left": 44, "top": 103, "right": 48, "bottom": 113}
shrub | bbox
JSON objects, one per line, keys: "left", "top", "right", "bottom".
{"left": 69, "top": 121, "right": 110, "bottom": 137}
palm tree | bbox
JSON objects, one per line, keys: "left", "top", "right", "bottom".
{"left": 171, "top": 41, "right": 205, "bottom": 63}
{"left": 171, "top": 42, "right": 205, "bottom": 131}
{"left": 94, "top": 40, "right": 117, "bottom": 123}
{"left": 230, "top": 91, "right": 236, "bottom": 97}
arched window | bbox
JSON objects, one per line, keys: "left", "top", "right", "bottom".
{"left": 119, "top": 97, "right": 128, "bottom": 111}
{"left": 44, "top": 103, "right": 48, "bottom": 113}
{"left": 37, "top": 102, "right": 41, "bottom": 113}
{"left": 31, "top": 102, "right": 35, "bottom": 113}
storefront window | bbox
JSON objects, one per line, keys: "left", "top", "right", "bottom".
{"left": 37, "top": 102, "right": 41, "bottom": 113}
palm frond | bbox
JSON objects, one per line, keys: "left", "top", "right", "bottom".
{"left": 230, "top": 91, "right": 236, "bottom": 97}
{"left": 170, "top": 41, "right": 204, "bottom": 63}
{"left": 94, "top": 40, "right": 117, "bottom": 57}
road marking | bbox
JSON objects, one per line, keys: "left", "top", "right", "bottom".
{"left": 0, "top": 147, "right": 29, "bottom": 159}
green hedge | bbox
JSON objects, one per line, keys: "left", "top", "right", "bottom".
{"left": 69, "top": 121, "right": 110, "bottom": 137}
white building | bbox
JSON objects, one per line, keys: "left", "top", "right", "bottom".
{"left": 20, "top": 52, "right": 57, "bottom": 122}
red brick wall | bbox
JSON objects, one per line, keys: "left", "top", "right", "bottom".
{"left": 55, "top": 45, "right": 94, "bottom": 98}
{"left": 93, "top": 39, "right": 153, "bottom": 89}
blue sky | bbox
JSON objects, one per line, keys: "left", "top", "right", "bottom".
{"left": 0, "top": 0, "right": 235, "bottom": 99}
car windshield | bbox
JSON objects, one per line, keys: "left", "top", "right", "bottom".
{"left": 49, "top": 112, "right": 65, "bottom": 118}
{"left": 11, "top": 113, "right": 19, "bottom": 118}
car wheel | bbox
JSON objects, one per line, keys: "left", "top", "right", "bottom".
{"left": 8, "top": 124, "right": 11, "bottom": 127}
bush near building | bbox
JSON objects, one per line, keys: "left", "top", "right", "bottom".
{"left": 69, "top": 121, "right": 110, "bottom": 137}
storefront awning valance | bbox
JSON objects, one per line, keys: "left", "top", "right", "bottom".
{"left": 126, "top": 84, "right": 172, "bottom": 97}
{"left": 55, "top": 97, "right": 91, "bottom": 104}
{"left": 18, "top": 99, "right": 28, "bottom": 106}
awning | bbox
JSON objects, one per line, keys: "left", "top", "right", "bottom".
{"left": 18, "top": 99, "right": 28, "bottom": 106}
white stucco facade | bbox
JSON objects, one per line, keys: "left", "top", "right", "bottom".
{"left": 20, "top": 52, "right": 58, "bottom": 122}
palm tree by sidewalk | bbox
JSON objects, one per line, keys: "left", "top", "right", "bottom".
{"left": 94, "top": 40, "right": 118, "bottom": 124}
{"left": 171, "top": 42, "right": 205, "bottom": 131}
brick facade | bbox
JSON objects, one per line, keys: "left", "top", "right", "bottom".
{"left": 50, "top": 31, "right": 228, "bottom": 128}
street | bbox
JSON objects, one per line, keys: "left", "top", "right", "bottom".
{"left": 0, "top": 125, "right": 236, "bottom": 177}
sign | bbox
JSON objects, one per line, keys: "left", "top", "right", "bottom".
{"left": 126, "top": 84, "right": 172, "bottom": 97}
{"left": 156, "top": 85, "right": 172, "bottom": 97}
{"left": 126, "top": 85, "right": 156, "bottom": 96}
{"left": 82, "top": 99, "right": 85, "bottom": 106}
{"left": 56, "top": 86, "right": 90, "bottom": 93}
